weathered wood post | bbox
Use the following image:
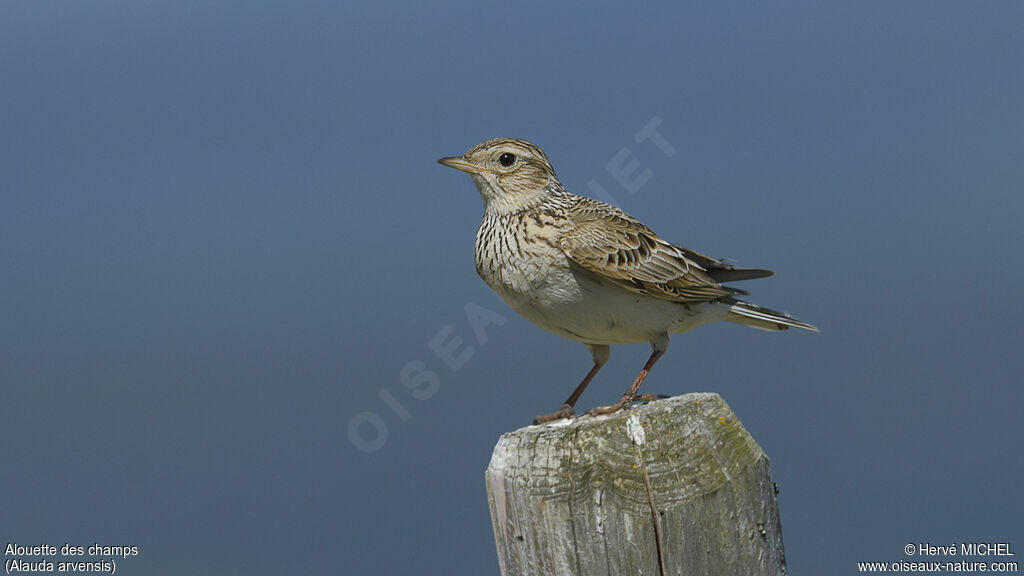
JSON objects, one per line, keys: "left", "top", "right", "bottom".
{"left": 485, "top": 392, "right": 786, "bottom": 576}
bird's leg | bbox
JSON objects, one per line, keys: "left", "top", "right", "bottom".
{"left": 533, "top": 363, "right": 601, "bottom": 424}
{"left": 534, "top": 344, "right": 609, "bottom": 425}
{"left": 585, "top": 348, "right": 665, "bottom": 416}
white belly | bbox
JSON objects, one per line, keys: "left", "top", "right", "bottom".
{"left": 479, "top": 254, "right": 727, "bottom": 345}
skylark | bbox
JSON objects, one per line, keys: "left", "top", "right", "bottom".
{"left": 439, "top": 138, "right": 817, "bottom": 424}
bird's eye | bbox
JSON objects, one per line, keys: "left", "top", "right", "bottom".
{"left": 498, "top": 152, "right": 516, "bottom": 167}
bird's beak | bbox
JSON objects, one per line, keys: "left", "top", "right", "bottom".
{"left": 437, "top": 156, "right": 490, "bottom": 175}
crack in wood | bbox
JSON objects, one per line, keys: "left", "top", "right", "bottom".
{"left": 636, "top": 442, "right": 667, "bottom": 576}
{"left": 567, "top": 426, "right": 583, "bottom": 575}
{"left": 598, "top": 485, "right": 613, "bottom": 576}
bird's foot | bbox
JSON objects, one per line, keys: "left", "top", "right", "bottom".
{"left": 584, "top": 398, "right": 631, "bottom": 417}
{"left": 533, "top": 403, "right": 576, "bottom": 425}
{"left": 632, "top": 393, "right": 669, "bottom": 403}
{"left": 584, "top": 393, "right": 669, "bottom": 417}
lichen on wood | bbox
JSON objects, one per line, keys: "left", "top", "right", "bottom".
{"left": 486, "top": 392, "right": 786, "bottom": 576}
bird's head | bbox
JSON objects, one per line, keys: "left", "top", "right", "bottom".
{"left": 438, "top": 138, "right": 561, "bottom": 215}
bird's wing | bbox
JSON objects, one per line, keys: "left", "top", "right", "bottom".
{"left": 672, "top": 245, "right": 774, "bottom": 283}
{"left": 560, "top": 199, "right": 763, "bottom": 303}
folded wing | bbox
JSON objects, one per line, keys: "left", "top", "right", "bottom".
{"left": 560, "top": 198, "right": 771, "bottom": 304}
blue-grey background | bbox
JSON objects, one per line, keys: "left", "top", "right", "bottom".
{"left": 3, "top": 2, "right": 1022, "bottom": 574}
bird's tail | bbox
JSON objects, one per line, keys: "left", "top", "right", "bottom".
{"left": 725, "top": 299, "right": 818, "bottom": 332}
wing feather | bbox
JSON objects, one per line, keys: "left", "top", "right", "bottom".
{"left": 559, "top": 198, "right": 768, "bottom": 304}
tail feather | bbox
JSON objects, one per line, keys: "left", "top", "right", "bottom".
{"left": 726, "top": 299, "right": 818, "bottom": 332}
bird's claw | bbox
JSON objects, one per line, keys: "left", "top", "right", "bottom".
{"left": 584, "top": 399, "right": 631, "bottom": 417}
{"left": 584, "top": 393, "right": 669, "bottom": 417}
{"left": 632, "top": 393, "right": 669, "bottom": 403}
{"left": 533, "top": 403, "right": 576, "bottom": 425}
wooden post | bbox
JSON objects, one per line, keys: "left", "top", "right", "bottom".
{"left": 485, "top": 393, "right": 786, "bottom": 576}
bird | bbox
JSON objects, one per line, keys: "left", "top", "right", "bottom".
{"left": 438, "top": 138, "right": 817, "bottom": 424}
